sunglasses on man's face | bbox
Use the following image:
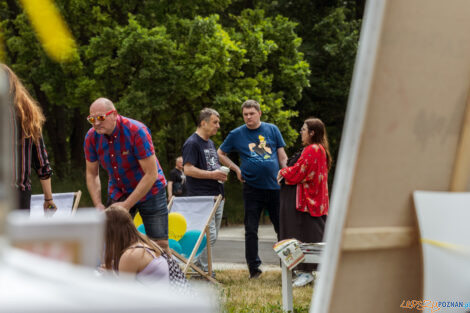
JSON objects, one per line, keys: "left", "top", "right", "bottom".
{"left": 87, "top": 110, "right": 116, "bottom": 124}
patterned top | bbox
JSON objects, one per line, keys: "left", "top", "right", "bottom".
{"left": 279, "top": 144, "right": 329, "bottom": 217}
{"left": 84, "top": 115, "right": 166, "bottom": 203}
{"left": 9, "top": 103, "right": 52, "bottom": 191}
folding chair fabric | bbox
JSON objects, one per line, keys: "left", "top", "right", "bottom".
{"left": 168, "top": 195, "right": 222, "bottom": 283}
{"left": 169, "top": 196, "right": 217, "bottom": 232}
{"left": 30, "top": 192, "right": 80, "bottom": 217}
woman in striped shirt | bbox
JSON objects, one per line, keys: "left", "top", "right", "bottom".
{"left": 2, "top": 64, "right": 56, "bottom": 211}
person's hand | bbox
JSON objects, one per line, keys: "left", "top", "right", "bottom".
{"left": 211, "top": 169, "right": 228, "bottom": 182}
{"left": 111, "top": 202, "right": 130, "bottom": 211}
{"left": 95, "top": 203, "right": 106, "bottom": 211}
{"left": 43, "top": 199, "right": 56, "bottom": 210}
{"left": 277, "top": 170, "right": 283, "bottom": 185}
{"left": 44, "top": 200, "right": 57, "bottom": 217}
{"left": 235, "top": 168, "right": 245, "bottom": 183}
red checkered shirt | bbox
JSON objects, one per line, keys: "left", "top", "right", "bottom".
{"left": 84, "top": 115, "right": 166, "bottom": 203}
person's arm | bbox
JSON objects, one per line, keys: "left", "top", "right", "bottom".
{"left": 184, "top": 162, "right": 228, "bottom": 182}
{"left": 167, "top": 181, "right": 173, "bottom": 201}
{"left": 113, "top": 154, "right": 159, "bottom": 210}
{"left": 118, "top": 248, "right": 145, "bottom": 274}
{"left": 31, "top": 138, "right": 55, "bottom": 210}
{"left": 217, "top": 148, "right": 245, "bottom": 182}
{"left": 86, "top": 160, "right": 106, "bottom": 210}
{"left": 39, "top": 178, "right": 56, "bottom": 210}
{"left": 273, "top": 125, "right": 287, "bottom": 169}
{"left": 279, "top": 146, "right": 315, "bottom": 185}
{"left": 277, "top": 147, "right": 288, "bottom": 169}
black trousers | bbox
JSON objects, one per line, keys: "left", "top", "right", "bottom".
{"left": 242, "top": 183, "right": 280, "bottom": 271}
{"left": 18, "top": 188, "right": 31, "bottom": 210}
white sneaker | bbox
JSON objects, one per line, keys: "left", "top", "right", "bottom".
{"left": 312, "top": 271, "right": 319, "bottom": 281}
{"left": 292, "top": 272, "right": 314, "bottom": 287}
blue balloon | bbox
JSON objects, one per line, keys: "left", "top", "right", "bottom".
{"left": 137, "top": 224, "right": 146, "bottom": 235}
{"left": 179, "top": 230, "right": 207, "bottom": 258}
{"left": 168, "top": 239, "right": 183, "bottom": 255}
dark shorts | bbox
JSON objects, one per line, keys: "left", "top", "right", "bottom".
{"left": 109, "top": 188, "right": 169, "bottom": 240}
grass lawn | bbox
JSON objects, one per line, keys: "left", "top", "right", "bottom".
{"left": 205, "top": 269, "right": 313, "bottom": 313}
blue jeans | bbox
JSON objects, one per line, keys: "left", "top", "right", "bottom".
{"left": 243, "top": 184, "right": 280, "bottom": 271}
{"left": 128, "top": 189, "right": 169, "bottom": 240}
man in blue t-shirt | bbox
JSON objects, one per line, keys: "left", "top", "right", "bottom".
{"left": 182, "top": 108, "right": 228, "bottom": 274}
{"left": 218, "top": 99, "right": 287, "bottom": 278}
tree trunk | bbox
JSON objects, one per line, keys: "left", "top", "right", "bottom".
{"left": 33, "top": 85, "right": 68, "bottom": 177}
{"left": 43, "top": 105, "right": 68, "bottom": 178}
{"left": 70, "top": 108, "right": 86, "bottom": 171}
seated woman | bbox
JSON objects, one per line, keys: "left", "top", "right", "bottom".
{"left": 103, "top": 206, "right": 170, "bottom": 285}
{"left": 277, "top": 117, "right": 332, "bottom": 287}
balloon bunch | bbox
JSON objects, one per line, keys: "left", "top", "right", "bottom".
{"left": 135, "top": 212, "right": 206, "bottom": 258}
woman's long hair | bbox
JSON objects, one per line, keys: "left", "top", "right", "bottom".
{"left": 104, "top": 206, "right": 161, "bottom": 271}
{"left": 1, "top": 64, "right": 45, "bottom": 143}
{"left": 304, "top": 117, "right": 332, "bottom": 170}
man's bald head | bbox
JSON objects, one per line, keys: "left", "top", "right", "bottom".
{"left": 90, "top": 97, "right": 115, "bottom": 112}
{"left": 89, "top": 97, "right": 118, "bottom": 135}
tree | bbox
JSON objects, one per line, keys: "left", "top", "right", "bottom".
{"left": 236, "top": 0, "right": 363, "bottom": 178}
{"left": 1, "top": 1, "right": 310, "bottom": 176}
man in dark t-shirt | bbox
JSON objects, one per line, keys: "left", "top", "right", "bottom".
{"left": 182, "top": 108, "right": 227, "bottom": 273}
{"left": 167, "top": 156, "right": 186, "bottom": 201}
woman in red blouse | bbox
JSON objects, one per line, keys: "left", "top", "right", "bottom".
{"left": 277, "top": 117, "right": 332, "bottom": 287}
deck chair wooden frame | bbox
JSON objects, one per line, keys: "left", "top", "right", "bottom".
{"left": 71, "top": 191, "right": 82, "bottom": 213}
{"left": 168, "top": 194, "right": 223, "bottom": 283}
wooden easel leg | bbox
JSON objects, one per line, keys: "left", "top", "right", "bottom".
{"left": 450, "top": 88, "right": 470, "bottom": 191}
{"left": 206, "top": 227, "right": 213, "bottom": 278}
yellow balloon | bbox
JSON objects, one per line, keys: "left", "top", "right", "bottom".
{"left": 134, "top": 212, "right": 143, "bottom": 227}
{"left": 168, "top": 212, "right": 187, "bottom": 241}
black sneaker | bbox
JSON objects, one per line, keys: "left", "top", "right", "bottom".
{"left": 249, "top": 268, "right": 262, "bottom": 279}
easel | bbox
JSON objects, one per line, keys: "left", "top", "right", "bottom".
{"left": 310, "top": 1, "right": 470, "bottom": 312}
{"left": 282, "top": 244, "right": 324, "bottom": 312}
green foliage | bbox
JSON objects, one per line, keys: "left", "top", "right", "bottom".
{"left": 6, "top": 0, "right": 364, "bottom": 214}
{"left": 250, "top": 0, "right": 363, "bottom": 179}
{"left": 221, "top": 178, "right": 244, "bottom": 224}
{"left": 299, "top": 7, "right": 360, "bottom": 181}
{"left": 1, "top": 1, "right": 311, "bottom": 173}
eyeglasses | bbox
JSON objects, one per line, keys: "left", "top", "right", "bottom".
{"left": 87, "top": 110, "right": 116, "bottom": 124}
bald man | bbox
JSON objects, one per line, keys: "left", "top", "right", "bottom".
{"left": 84, "top": 98, "right": 169, "bottom": 250}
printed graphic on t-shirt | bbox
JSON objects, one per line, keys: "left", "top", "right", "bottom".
{"left": 248, "top": 135, "right": 273, "bottom": 160}
{"left": 204, "top": 148, "right": 219, "bottom": 170}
